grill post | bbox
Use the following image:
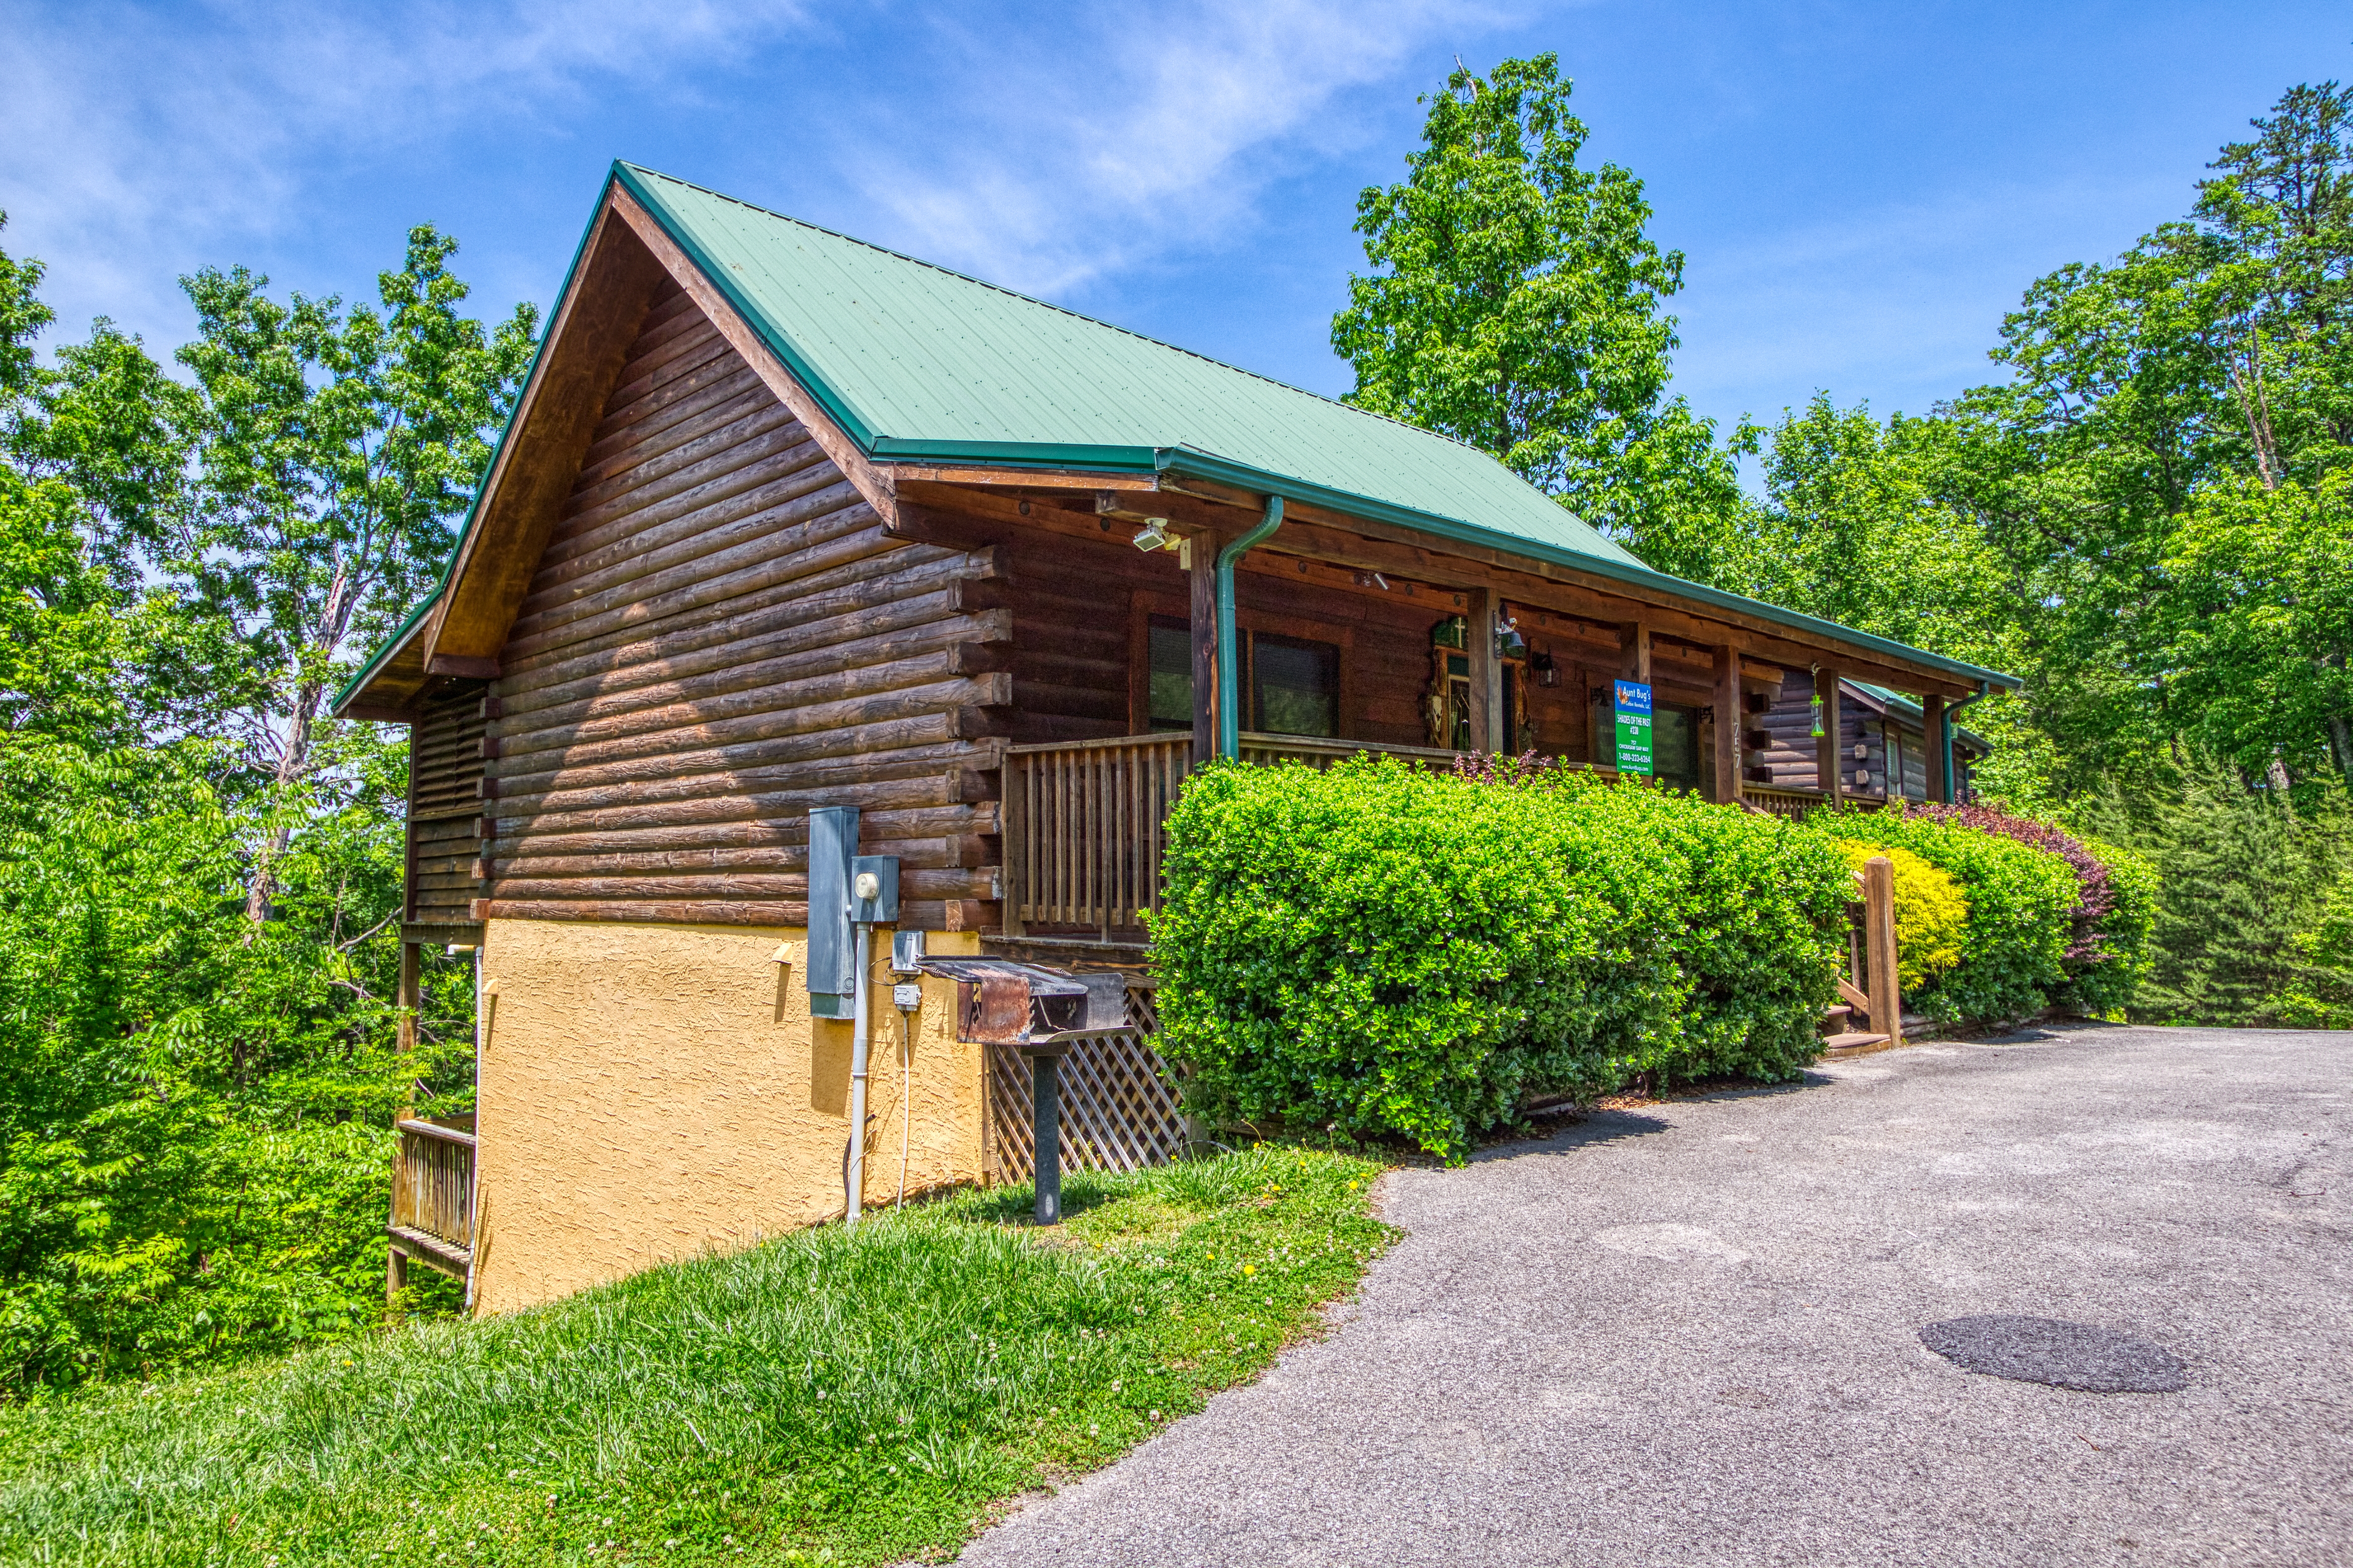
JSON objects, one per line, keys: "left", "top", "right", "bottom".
{"left": 1031, "top": 1051, "right": 1062, "bottom": 1224}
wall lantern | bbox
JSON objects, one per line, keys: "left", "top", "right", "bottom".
{"left": 1532, "top": 650, "right": 1560, "bottom": 687}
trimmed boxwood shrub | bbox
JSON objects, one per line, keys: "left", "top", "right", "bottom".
{"left": 1907, "top": 802, "right": 2158, "bottom": 1017}
{"left": 1824, "top": 809, "right": 2080, "bottom": 1025}
{"left": 1149, "top": 757, "right": 1852, "bottom": 1161}
{"left": 1831, "top": 840, "right": 1967, "bottom": 992}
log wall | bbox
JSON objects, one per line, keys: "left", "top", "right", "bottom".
{"left": 469, "top": 281, "right": 1009, "bottom": 932}
{"left": 407, "top": 681, "right": 489, "bottom": 923}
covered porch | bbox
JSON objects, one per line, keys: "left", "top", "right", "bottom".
{"left": 960, "top": 477, "right": 1986, "bottom": 950}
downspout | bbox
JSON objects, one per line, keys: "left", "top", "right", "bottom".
{"left": 1215, "top": 494, "right": 1285, "bottom": 759}
{"left": 1938, "top": 680, "right": 1994, "bottom": 803}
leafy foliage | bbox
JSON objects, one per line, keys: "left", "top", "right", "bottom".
{"left": 1330, "top": 54, "right": 1751, "bottom": 576}
{"left": 0, "top": 215, "right": 514, "bottom": 1394}
{"left": 2076, "top": 759, "right": 2352, "bottom": 1025}
{"left": 1150, "top": 758, "right": 1850, "bottom": 1160}
{"left": 1831, "top": 841, "right": 1968, "bottom": 993}
{"left": 1824, "top": 809, "right": 2081, "bottom": 1026}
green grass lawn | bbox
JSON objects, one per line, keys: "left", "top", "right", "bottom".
{"left": 0, "top": 1146, "right": 1391, "bottom": 1567}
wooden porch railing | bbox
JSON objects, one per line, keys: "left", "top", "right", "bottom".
{"left": 387, "top": 1117, "right": 476, "bottom": 1289}
{"left": 1002, "top": 733, "right": 1194, "bottom": 939}
{"left": 1001, "top": 733, "right": 1469, "bottom": 939}
{"left": 999, "top": 733, "right": 1826, "bottom": 943}
{"left": 1745, "top": 783, "right": 1828, "bottom": 820}
{"left": 1236, "top": 733, "right": 1463, "bottom": 769}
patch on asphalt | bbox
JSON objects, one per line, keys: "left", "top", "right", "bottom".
{"left": 1920, "top": 1315, "right": 2187, "bottom": 1393}
{"left": 1590, "top": 1223, "right": 1748, "bottom": 1263}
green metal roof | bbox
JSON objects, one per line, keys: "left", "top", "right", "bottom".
{"left": 333, "top": 163, "right": 2020, "bottom": 714}
{"left": 618, "top": 163, "right": 1649, "bottom": 570}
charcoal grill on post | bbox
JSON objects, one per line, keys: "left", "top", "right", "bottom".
{"left": 916, "top": 959, "right": 1134, "bottom": 1224}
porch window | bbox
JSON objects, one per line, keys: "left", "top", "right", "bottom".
{"left": 1254, "top": 633, "right": 1339, "bottom": 737}
{"left": 1148, "top": 618, "right": 1192, "bottom": 731}
{"left": 1147, "top": 617, "right": 1341, "bottom": 738}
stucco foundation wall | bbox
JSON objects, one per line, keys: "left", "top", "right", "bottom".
{"left": 472, "top": 918, "right": 987, "bottom": 1314}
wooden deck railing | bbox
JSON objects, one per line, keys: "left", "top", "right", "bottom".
{"left": 1000, "top": 733, "right": 1829, "bottom": 943}
{"left": 1002, "top": 733, "right": 1194, "bottom": 939}
{"left": 1236, "top": 733, "right": 1464, "bottom": 769}
{"left": 387, "top": 1117, "right": 476, "bottom": 1281}
{"left": 1744, "top": 783, "right": 1828, "bottom": 820}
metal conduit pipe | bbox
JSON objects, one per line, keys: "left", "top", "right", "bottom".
{"left": 1937, "top": 680, "right": 1993, "bottom": 803}
{"left": 1214, "top": 494, "right": 1285, "bottom": 759}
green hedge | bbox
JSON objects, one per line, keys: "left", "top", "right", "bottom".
{"left": 1149, "top": 758, "right": 1852, "bottom": 1161}
{"left": 1823, "top": 811, "right": 2081, "bottom": 1025}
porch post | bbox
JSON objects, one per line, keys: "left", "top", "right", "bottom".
{"left": 1190, "top": 531, "right": 1218, "bottom": 767}
{"left": 1923, "top": 694, "right": 1948, "bottom": 803}
{"left": 1815, "top": 669, "right": 1844, "bottom": 809}
{"left": 1620, "top": 621, "right": 1652, "bottom": 685}
{"left": 1466, "top": 587, "right": 1501, "bottom": 753}
{"left": 1711, "top": 647, "right": 1741, "bottom": 804}
{"left": 396, "top": 939, "right": 420, "bottom": 1061}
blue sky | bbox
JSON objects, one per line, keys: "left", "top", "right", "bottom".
{"left": 5, "top": 1, "right": 2346, "bottom": 447}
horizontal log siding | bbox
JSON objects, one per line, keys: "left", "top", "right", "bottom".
{"left": 480, "top": 284, "right": 1006, "bottom": 929}
{"left": 1754, "top": 672, "right": 1897, "bottom": 798}
{"left": 407, "top": 681, "right": 489, "bottom": 923}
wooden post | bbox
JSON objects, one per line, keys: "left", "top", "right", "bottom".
{"left": 1863, "top": 855, "right": 1903, "bottom": 1046}
{"left": 396, "top": 939, "right": 420, "bottom": 1061}
{"left": 1466, "top": 587, "right": 1501, "bottom": 753}
{"left": 385, "top": 1242, "right": 409, "bottom": 1310}
{"left": 1923, "top": 693, "right": 1948, "bottom": 803}
{"left": 1711, "top": 646, "right": 1741, "bottom": 804}
{"left": 1620, "top": 621, "right": 1653, "bottom": 685}
{"left": 1815, "top": 669, "right": 1844, "bottom": 809}
{"left": 1190, "top": 533, "right": 1218, "bottom": 767}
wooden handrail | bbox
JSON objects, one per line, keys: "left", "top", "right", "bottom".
{"left": 389, "top": 1118, "right": 477, "bottom": 1266}
{"left": 396, "top": 1117, "right": 478, "bottom": 1147}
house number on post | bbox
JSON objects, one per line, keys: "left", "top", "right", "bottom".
{"left": 1614, "top": 680, "right": 1654, "bottom": 777}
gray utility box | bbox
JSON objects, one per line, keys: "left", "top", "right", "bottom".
{"left": 806, "top": 806, "right": 859, "bottom": 1019}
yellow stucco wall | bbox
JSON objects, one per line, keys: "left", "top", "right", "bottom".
{"left": 470, "top": 919, "right": 987, "bottom": 1314}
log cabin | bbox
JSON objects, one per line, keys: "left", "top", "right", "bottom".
{"left": 335, "top": 163, "right": 2016, "bottom": 1311}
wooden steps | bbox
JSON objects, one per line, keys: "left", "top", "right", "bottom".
{"left": 1820, "top": 1030, "right": 1892, "bottom": 1058}
{"left": 1819, "top": 1001, "right": 1891, "bottom": 1058}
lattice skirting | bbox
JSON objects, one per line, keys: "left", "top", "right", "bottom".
{"left": 987, "top": 1028, "right": 1187, "bottom": 1185}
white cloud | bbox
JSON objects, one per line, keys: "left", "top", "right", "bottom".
{"left": 841, "top": 0, "right": 1501, "bottom": 297}
{"left": 0, "top": 0, "right": 818, "bottom": 344}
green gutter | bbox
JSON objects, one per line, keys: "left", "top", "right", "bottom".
{"left": 1215, "top": 497, "right": 1285, "bottom": 758}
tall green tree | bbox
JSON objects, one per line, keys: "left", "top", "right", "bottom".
{"left": 0, "top": 225, "right": 507, "bottom": 1392}
{"left": 155, "top": 234, "right": 538, "bottom": 919}
{"left": 1330, "top": 54, "right": 1750, "bottom": 580}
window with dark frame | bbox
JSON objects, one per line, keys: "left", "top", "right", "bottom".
{"left": 1147, "top": 617, "right": 1192, "bottom": 731}
{"left": 1147, "top": 618, "right": 1342, "bottom": 739}
{"left": 1253, "top": 632, "right": 1340, "bottom": 738}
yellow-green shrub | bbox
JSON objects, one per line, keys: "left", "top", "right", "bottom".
{"left": 1832, "top": 840, "right": 1969, "bottom": 992}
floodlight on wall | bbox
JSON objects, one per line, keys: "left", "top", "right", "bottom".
{"left": 1131, "top": 519, "right": 1173, "bottom": 552}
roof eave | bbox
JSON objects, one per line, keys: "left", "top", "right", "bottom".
{"left": 1152, "top": 448, "right": 2018, "bottom": 692}
{"left": 331, "top": 172, "right": 630, "bottom": 715}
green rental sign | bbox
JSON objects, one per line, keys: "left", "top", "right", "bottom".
{"left": 1614, "top": 680, "right": 1654, "bottom": 776}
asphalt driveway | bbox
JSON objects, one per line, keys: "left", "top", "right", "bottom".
{"left": 958, "top": 1025, "right": 2351, "bottom": 1567}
